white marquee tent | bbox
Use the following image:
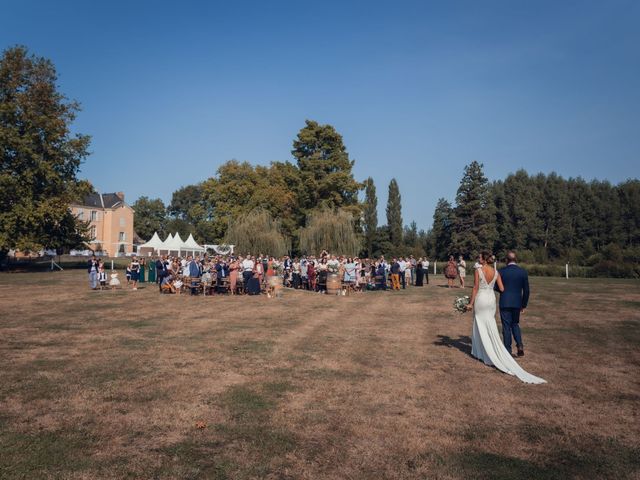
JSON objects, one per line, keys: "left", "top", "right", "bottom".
{"left": 137, "top": 232, "right": 205, "bottom": 257}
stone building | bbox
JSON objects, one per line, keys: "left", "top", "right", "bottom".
{"left": 69, "top": 192, "right": 134, "bottom": 256}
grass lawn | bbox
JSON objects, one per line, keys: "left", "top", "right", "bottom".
{"left": 0, "top": 272, "right": 639, "bottom": 479}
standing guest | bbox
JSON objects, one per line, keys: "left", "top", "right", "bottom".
{"left": 398, "top": 257, "right": 407, "bottom": 289}
{"left": 229, "top": 257, "right": 240, "bottom": 295}
{"left": 292, "top": 258, "right": 301, "bottom": 289}
{"left": 87, "top": 255, "right": 99, "bottom": 290}
{"left": 155, "top": 256, "right": 166, "bottom": 285}
{"left": 307, "top": 259, "right": 316, "bottom": 291}
{"left": 262, "top": 255, "right": 269, "bottom": 285}
{"left": 300, "top": 258, "right": 309, "bottom": 290}
{"left": 255, "top": 258, "right": 264, "bottom": 285}
{"left": 404, "top": 262, "right": 412, "bottom": 288}
{"left": 129, "top": 256, "right": 140, "bottom": 290}
{"left": 344, "top": 258, "right": 357, "bottom": 285}
{"left": 444, "top": 255, "right": 458, "bottom": 288}
{"left": 457, "top": 255, "right": 467, "bottom": 288}
{"left": 148, "top": 256, "right": 156, "bottom": 284}
{"left": 138, "top": 257, "right": 146, "bottom": 283}
{"left": 317, "top": 258, "right": 328, "bottom": 293}
{"left": 242, "top": 255, "right": 255, "bottom": 287}
{"left": 415, "top": 260, "right": 424, "bottom": 287}
{"left": 390, "top": 258, "right": 401, "bottom": 291}
{"left": 422, "top": 257, "right": 430, "bottom": 285}
{"left": 409, "top": 256, "right": 417, "bottom": 285}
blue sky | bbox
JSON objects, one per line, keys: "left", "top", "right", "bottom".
{"left": 3, "top": 0, "right": 639, "bottom": 232}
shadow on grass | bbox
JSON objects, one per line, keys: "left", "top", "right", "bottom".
{"left": 434, "top": 334, "right": 473, "bottom": 357}
{"left": 0, "top": 427, "right": 95, "bottom": 478}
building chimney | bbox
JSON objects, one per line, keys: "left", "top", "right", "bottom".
{"left": 117, "top": 192, "right": 125, "bottom": 202}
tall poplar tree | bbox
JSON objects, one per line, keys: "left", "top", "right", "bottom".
{"left": 451, "top": 161, "right": 496, "bottom": 256}
{"left": 431, "top": 198, "right": 454, "bottom": 259}
{"left": 386, "top": 178, "right": 403, "bottom": 247}
{"left": 363, "top": 177, "right": 378, "bottom": 256}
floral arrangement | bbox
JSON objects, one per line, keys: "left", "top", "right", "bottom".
{"left": 327, "top": 259, "right": 340, "bottom": 274}
{"left": 454, "top": 295, "right": 470, "bottom": 313}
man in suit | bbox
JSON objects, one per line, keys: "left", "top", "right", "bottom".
{"left": 498, "top": 251, "right": 529, "bottom": 357}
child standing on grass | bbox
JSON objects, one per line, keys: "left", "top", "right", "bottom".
{"left": 109, "top": 271, "right": 120, "bottom": 290}
{"left": 98, "top": 264, "right": 107, "bottom": 290}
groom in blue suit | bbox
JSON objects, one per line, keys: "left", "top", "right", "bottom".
{"left": 497, "top": 251, "right": 529, "bottom": 357}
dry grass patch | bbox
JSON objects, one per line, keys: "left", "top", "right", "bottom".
{"left": 0, "top": 271, "right": 639, "bottom": 479}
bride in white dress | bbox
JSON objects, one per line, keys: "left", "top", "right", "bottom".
{"left": 468, "top": 252, "right": 546, "bottom": 384}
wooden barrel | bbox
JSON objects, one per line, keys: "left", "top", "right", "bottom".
{"left": 326, "top": 273, "right": 341, "bottom": 295}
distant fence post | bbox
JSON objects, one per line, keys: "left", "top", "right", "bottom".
{"left": 566, "top": 263, "right": 569, "bottom": 279}
{"left": 111, "top": 259, "right": 114, "bottom": 271}
{"left": 434, "top": 261, "right": 437, "bottom": 275}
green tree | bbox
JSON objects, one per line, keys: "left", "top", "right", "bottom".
{"left": 224, "top": 209, "right": 290, "bottom": 257}
{"left": 451, "top": 161, "right": 496, "bottom": 256}
{"left": 0, "top": 46, "right": 91, "bottom": 259}
{"left": 362, "top": 177, "right": 378, "bottom": 256}
{"left": 168, "top": 184, "right": 204, "bottom": 223}
{"left": 132, "top": 196, "right": 167, "bottom": 241}
{"left": 201, "top": 160, "right": 303, "bottom": 243}
{"left": 618, "top": 180, "right": 640, "bottom": 247}
{"left": 431, "top": 198, "right": 454, "bottom": 259}
{"left": 299, "top": 208, "right": 362, "bottom": 257}
{"left": 164, "top": 217, "right": 195, "bottom": 239}
{"left": 502, "top": 170, "right": 543, "bottom": 249}
{"left": 292, "top": 120, "right": 361, "bottom": 217}
{"left": 386, "top": 178, "right": 403, "bottom": 247}
{"left": 538, "top": 172, "right": 571, "bottom": 258}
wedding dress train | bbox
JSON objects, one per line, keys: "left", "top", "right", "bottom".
{"left": 471, "top": 268, "right": 546, "bottom": 384}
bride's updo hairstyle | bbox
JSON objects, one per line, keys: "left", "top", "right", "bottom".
{"left": 479, "top": 251, "right": 493, "bottom": 263}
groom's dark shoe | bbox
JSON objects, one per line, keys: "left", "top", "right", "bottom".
{"left": 517, "top": 348, "right": 524, "bottom": 357}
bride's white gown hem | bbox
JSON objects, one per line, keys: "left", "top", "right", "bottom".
{"left": 471, "top": 268, "right": 546, "bottom": 384}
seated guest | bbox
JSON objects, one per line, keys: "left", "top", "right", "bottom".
{"left": 160, "top": 273, "right": 176, "bottom": 294}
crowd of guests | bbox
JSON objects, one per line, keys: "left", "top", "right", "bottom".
{"left": 88, "top": 251, "right": 441, "bottom": 295}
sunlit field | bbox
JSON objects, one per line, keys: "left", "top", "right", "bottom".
{"left": 1, "top": 272, "right": 638, "bottom": 479}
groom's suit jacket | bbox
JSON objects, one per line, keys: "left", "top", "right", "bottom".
{"left": 498, "top": 264, "right": 530, "bottom": 309}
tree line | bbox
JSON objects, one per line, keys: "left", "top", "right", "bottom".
{"left": 428, "top": 162, "right": 640, "bottom": 276}
{"left": 2, "top": 46, "right": 638, "bottom": 277}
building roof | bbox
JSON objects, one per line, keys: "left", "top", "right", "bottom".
{"left": 75, "top": 192, "right": 125, "bottom": 209}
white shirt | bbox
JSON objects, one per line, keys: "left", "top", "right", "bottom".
{"left": 242, "top": 259, "right": 254, "bottom": 272}
{"left": 398, "top": 260, "right": 407, "bottom": 272}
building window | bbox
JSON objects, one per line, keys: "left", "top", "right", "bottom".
{"left": 90, "top": 226, "right": 96, "bottom": 240}
{"left": 119, "top": 232, "right": 126, "bottom": 242}
{"left": 91, "top": 210, "right": 97, "bottom": 221}
{"left": 119, "top": 217, "right": 125, "bottom": 227}
{"left": 77, "top": 209, "right": 84, "bottom": 220}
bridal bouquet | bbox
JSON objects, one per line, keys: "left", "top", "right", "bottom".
{"left": 454, "top": 295, "right": 470, "bottom": 313}
{"left": 272, "top": 260, "right": 283, "bottom": 275}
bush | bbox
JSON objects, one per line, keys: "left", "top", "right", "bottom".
{"left": 590, "top": 261, "right": 638, "bottom": 279}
